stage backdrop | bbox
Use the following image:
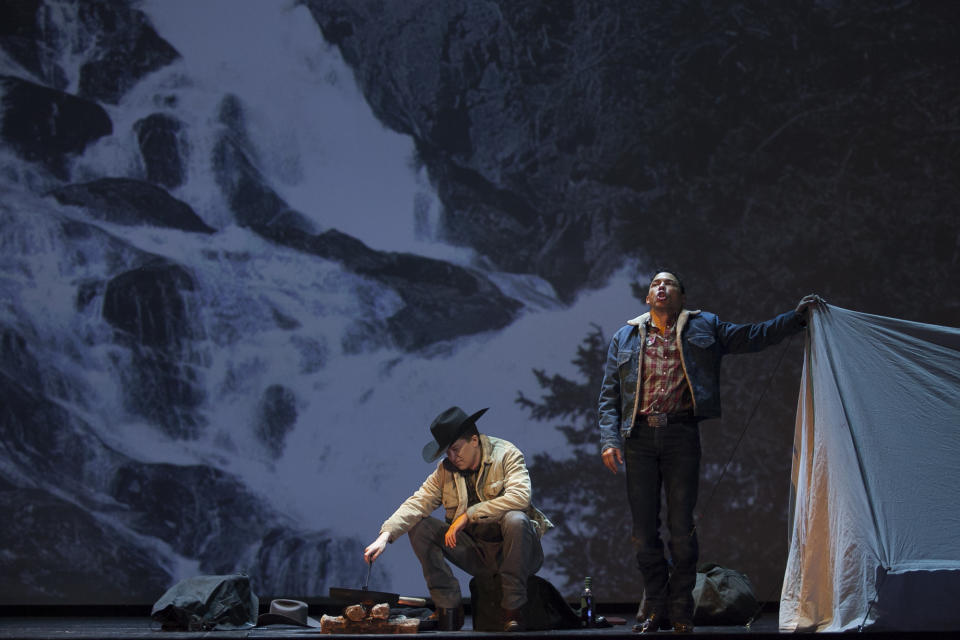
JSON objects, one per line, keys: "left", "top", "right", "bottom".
{"left": 1, "top": 0, "right": 957, "bottom": 606}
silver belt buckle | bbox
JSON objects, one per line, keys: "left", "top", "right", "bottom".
{"left": 648, "top": 413, "right": 668, "bottom": 428}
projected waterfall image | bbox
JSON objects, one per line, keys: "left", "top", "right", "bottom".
{"left": 1, "top": 0, "right": 957, "bottom": 608}
{"left": 0, "top": 0, "right": 631, "bottom": 603}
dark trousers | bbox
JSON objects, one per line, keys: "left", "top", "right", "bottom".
{"left": 624, "top": 422, "right": 701, "bottom": 622}
{"left": 408, "top": 511, "right": 544, "bottom": 610}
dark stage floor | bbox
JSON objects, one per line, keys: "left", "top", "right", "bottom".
{"left": 0, "top": 606, "right": 956, "bottom": 639}
{"left": 0, "top": 612, "right": 776, "bottom": 639}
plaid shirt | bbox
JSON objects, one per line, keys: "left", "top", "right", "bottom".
{"left": 638, "top": 319, "right": 693, "bottom": 415}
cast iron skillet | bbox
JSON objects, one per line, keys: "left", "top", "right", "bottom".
{"left": 329, "top": 562, "right": 427, "bottom": 606}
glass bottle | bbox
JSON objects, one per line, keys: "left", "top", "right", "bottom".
{"left": 579, "top": 576, "right": 594, "bottom": 627}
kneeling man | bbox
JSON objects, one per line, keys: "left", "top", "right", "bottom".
{"left": 364, "top": 406, "right": 552, "bottom": 632}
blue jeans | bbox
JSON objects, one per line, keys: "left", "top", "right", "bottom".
{"left": 624, "top": 422, "right": 701, "bottom": 622}
{"left": 408, "top": 511, "right": 543, "bottom": 609}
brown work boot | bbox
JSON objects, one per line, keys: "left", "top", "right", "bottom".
{"left": 672, "top": 619, "right": 695, "bottom": 633}
{"left": 434, "top": 605, "right": 464, "bottom": 631}
{"left": 632, "top": 610, "right": 668, "bottom": 633}
{"left": 503, "top": 608, "right": 526, "bottom": 632}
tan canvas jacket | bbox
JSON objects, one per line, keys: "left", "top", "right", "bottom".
{"left": 380, "top": 434, "right": 553, "bottom": 542}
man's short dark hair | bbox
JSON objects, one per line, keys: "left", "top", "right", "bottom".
{"left": 649, "top": 270, "right": 686, "bottom": 294}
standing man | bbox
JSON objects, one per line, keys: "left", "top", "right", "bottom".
{"left": 364, "top": 406, "right": 552, "bottom": 632}
{"left": 598, "top": 270, "right": 823, "bottom": 633}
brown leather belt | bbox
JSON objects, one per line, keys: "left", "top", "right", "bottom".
{"left": 638, "top": 412, "right": 699, "bottom": 428}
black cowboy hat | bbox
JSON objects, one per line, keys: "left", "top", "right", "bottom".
{"left": 421, "top": 406, "right": 489, "bottom": 462}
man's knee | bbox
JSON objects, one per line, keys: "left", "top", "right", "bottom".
{"left": 409, "top": 517, "right": 445, "bottom": 553}
{"left": 631, "top": 534, "right": 666, "bottom": 564}
{"left": 500, "top": 510, "right": 532, "bottom": 535}
{"left": 500, "top": 511, "right": 543, "bottom": 575}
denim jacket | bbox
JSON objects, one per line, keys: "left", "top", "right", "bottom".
{"left": 598, "top": 308, "right": 805, "bottom": 453}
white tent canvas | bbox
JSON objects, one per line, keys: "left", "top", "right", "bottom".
{"left": 780, "top": 306, "right": 960, "bottom": 632}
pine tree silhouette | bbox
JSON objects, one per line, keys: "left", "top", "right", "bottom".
{"left": 517, "top": 324, "right": 644, "bottom": 600}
